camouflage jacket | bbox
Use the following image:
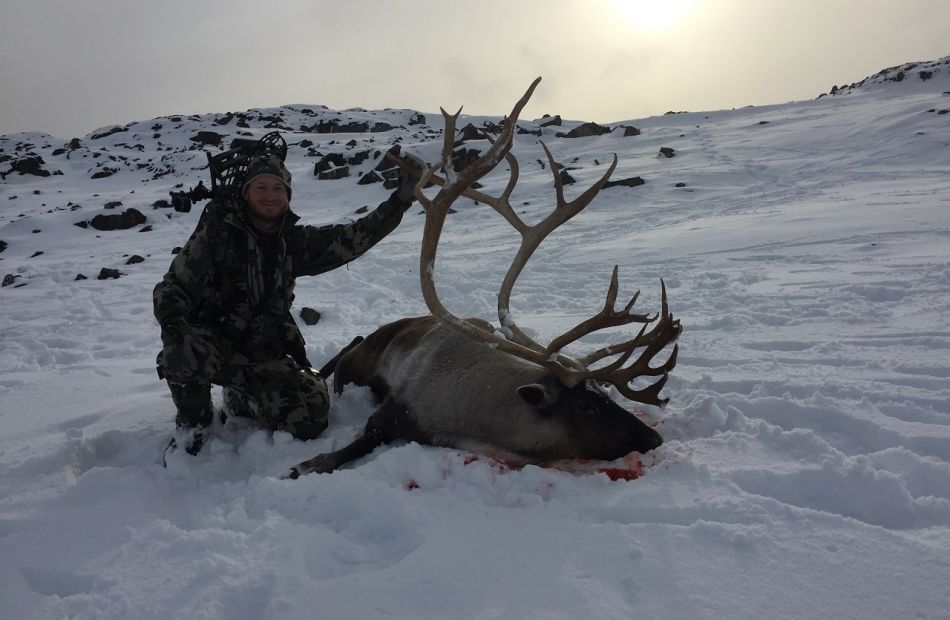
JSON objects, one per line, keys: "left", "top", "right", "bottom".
{"left": 153, "top": 192, "right": 409, "bottom": 363}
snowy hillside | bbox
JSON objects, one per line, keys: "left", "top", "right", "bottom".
{"left": 2, "top": 59, "right": 950, "bottom": 620}
{"left": 821, "top": 55, "right": 950, "bottom": 96}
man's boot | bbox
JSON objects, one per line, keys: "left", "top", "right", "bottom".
{"left": 168, "top": 381, "right": 213, "bottom": 455}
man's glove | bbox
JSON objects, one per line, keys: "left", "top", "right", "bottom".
{"left": 160, "top": 320, "right": 210, "bottom": 377}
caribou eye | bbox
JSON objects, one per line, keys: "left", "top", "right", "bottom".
{"left": 517, "top": 384, "right": 549, "bottom": 408}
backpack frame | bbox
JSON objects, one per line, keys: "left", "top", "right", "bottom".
{"left": 170, "top": 131, "right": 288, "bottom": 212}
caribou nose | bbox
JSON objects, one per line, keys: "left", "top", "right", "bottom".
{"left": 642, "top": 428, "right": 663, "bottom": 452}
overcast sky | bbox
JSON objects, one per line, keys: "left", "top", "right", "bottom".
{"left": 1, "top": 0, "right": 948, "bottom": 138}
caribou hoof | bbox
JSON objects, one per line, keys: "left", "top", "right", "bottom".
{"left": 282, "top": 454, "right": 337, "bottom": 479}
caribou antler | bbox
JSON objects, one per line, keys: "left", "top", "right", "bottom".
{"left": 392, "top": 77, "right": 681, "bottom": 407}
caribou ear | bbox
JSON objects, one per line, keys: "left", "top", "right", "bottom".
{"left": 517, "top": 383, "right": 555, "bottom": 409}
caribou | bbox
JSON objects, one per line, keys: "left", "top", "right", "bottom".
{"left": 284, "top": 78, "right": 681, "bottom": 479}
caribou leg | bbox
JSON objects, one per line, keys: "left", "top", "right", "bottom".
{"left": 282, "top": 396, "right": 417, "bottom": 479}
{"left": 318, "top": 336, "right": 365, "bottom": 378}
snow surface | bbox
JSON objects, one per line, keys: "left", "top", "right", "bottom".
{"left": 2, "top": 58, "right": 950, "bottom": 619}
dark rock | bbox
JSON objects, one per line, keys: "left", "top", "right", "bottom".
{"left": 0, "top": 240, "right": 6, "bottom": 253}
{"left": 125, "top": 255, "right": 145, "bottom": 265}
{"left": 75, "top": 273, "right": 87, "bottom": 281}
{"left": 375, "top": 145, "right": 402, "bottom": 171}
{"left": 457, "top": 123, "right": 484, "bottom": 143}
{"left": 621, "top": 125, "right": 641, "bottom": 137}
{"left": 559, "top": 169, "right": 576, "bottom": 185}
{"left": 358, "top": 170, "right": 383, "bottom": 185}
{"left": 299, "top": 307, "right": 321, "bottom": 326}
{"left": 675, "top": 182, "right": 687, "bottom": 188}
{"left": 191, "top": 131, "right": 225, "bottom": 146}
{"left": 409, "top": 112, "right": 426, "bottom": 126}
{"left": 88, "top": 208, "right": 147, "bottom": 231}
{"left": 139, "top": 225, "right": 153, "bottom": 232}
{"left": 659, "top": 147, "right": 676, "bottom": 158}
{"left": 153, "top": 199, "right": 171, "bottom": 209}
{"left": 539, "top": 115, "right": 562, "bottom": 127}
{"left": 355, "top": 206, "right": 369, "bottom": 214}
{"left": 90, "top": 126, "right": 128, "bottom": 140}
{"left": 558, "top": 122, "right": 611, "bottom": 138}
{"left": 318, "top": 166, "right": 350, "bottom": 180}
{"left": 452, "top": 148, "right": 482, "bottom": 172}
{"left": 104, "top": 200, "right": 122, "bottom": 209}
{"left": 9, "top": 155, "right": 50, "bottom": 177}
{"left": 314, "top": 153, "right": 348, "bottom": 173}
{"left": 30, "top": 251, "right": 44, "bottom": 258}
{"left": 3, "top": 274, "right": 20, "bottom": 287}
{"left": 91, "top": 166, "right": 119, "bottom": 179}
{"left": 347, "top": 150, "right": 371, "bottom": 166}
{"left": 604, "top": 176, "right": 646, "bottom": 189}
{"left": 309, "top": 120, "right": 370, "bottom": 134}
{"left": 97, "top": 268, "right": 122, "bottom": 280}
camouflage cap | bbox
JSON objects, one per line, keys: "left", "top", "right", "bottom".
{"left": 243, "top": 154, "right": 292, "bottom": 200}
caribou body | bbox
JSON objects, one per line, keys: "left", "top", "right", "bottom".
{"left": 285, "top": 78, "right": 680, "bottom": 479}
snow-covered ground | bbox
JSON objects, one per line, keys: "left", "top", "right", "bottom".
{"left": 2, "top": 58, "right": 949, "bottom": 619}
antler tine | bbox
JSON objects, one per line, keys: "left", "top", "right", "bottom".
{"left": 579, "top": 279, "right": 675, "bottom": 367}
{"left": 543, "top": 266, "right": 655, "bottom": 364}
{"left": 441, "top": 78, "right": 540, "bottom": 196}
{"left": 495, "top": 143, "right": 617, "bottom": 352}
{"left": 611, "top": 340, "right": 680, "bottom": 406}
{"left": 580, "top": 280, "right": 682, "bottom": 407}
{"left": 541, "top": 142, "right": 619, "bottom": 223}
{"left": 494, "top": 150, "right": 619, "bottom": 352}
{"left": 462, "top": 141, "right": 529, "bottom": 233}
{"left": 434, "top": 150, "right": 530, "bottom": 233}
{"left": 415, "top": 78, "right": 560, "bottom": 367}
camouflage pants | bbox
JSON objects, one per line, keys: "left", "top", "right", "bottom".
{"left": 157, "top": 324, "right": 329, "bottom": 440}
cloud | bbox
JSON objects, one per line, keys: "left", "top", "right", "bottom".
{"left": 2, "top": 0, "right": 949, "bottom": 137}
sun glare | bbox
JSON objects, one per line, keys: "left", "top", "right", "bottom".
{"left": 609, "top": 0, "right": 698, "bottom": 32}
